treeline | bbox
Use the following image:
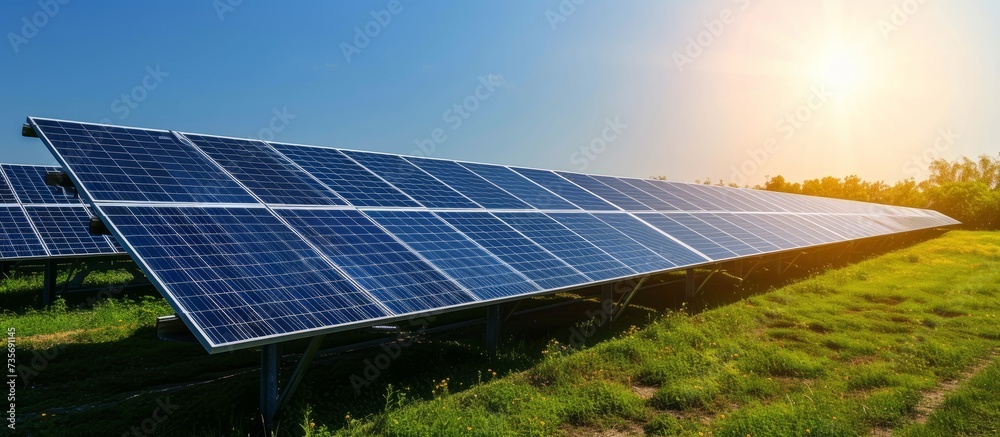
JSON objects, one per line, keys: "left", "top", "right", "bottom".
{"left": 751, "top": 154, "right": 1000, "bottom": 230}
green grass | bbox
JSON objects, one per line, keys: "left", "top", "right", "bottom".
{"left": 310, "top": 231, "right": 1000, "bottom": 436}
{"left": 898, "top": 357, "right": 1000, "bottom": 436}
{"left": 4, "top": 231, "right": 1000, "bottom": 436}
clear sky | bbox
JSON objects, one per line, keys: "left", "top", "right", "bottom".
{"left": 2, "top": 1, "right": 998, "bottom": 186}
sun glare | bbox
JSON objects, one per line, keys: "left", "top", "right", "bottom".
{"left": 816, "top": 49, "right": 868, "bottom": 93}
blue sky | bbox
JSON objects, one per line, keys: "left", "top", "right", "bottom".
{"left": 2, "top": 1, "right": 999, "bottom": 185}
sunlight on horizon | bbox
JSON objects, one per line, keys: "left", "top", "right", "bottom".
{"left": 648, "top": 0, "right": 982, "bottom": 186}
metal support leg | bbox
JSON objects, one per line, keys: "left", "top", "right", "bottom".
{"left": 42, "top": 260, "right": 57, "bottom": 306}
{"left": 276, "top": 335, "right": 325, "bottom": 413}
{"left": 601, "top": 284, "right": 614, "bottom": 323}
{"left": 485, "top": 305, "right": 501, "bottom": 356}
{"left": 685, "top": 268, "right": 696, "bottom": 300}
{"left": 612, "top": 276, "right": 649, "bottom": 321}
{"left": 260, "top": 344, "right": 279, "bottom": 432}
{"left": 1, "top": 262, "right": 10, "bottom": 279}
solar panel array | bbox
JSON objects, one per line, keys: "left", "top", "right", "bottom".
{"left": 0, "top": 164, "right": 122, "bottom": 260}
{"left": 27, "top": 117, "right": 960, "bottom": 353}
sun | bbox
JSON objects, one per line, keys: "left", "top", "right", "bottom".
{"left": 815, "top": 48, "right": 868, "bottom": 94}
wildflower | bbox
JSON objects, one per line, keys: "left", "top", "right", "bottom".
{"left": 467, "top": 426, "right": 472, "bottom": 431}
{"left": 345, "top": 414, "right": 350, "bottom": 419}
{"left": 310, "top": 422, "right": 315, "bottom": 428}
{"left": 540, "top": 421, "right": 546, "bottom": 426}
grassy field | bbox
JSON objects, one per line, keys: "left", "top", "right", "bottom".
{"left": 3, "top": 230, "right": 999, "bottom": 436}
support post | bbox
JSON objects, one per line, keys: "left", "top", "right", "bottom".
{"left": 685, "top": 268, "right": 696, "bottom": 300}
{"left": 485, "top": 305, "right": 501, "bottom": 356}
{"left": 612, "top": 276, "right": 649, "bottom": 321}
{"left": 0, "top": 262, "right": 10, "bottom": 279}
{"left": 601, "top": 284, "right": 613, "bottom": 323}
{"left": 276, "top": 335, "right": 325, "bottom": 413}
{"left": 42, "top": 260, "right": 57, "bottom": 306}
{"left": 260, "top": 344, "right": 279, "bottom": 432}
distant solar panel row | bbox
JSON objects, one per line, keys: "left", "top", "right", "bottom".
{"left": 0, "top": 164, "right": 122, "bottom": 259}
{"left": 27, "top": 117, "right": 960, "bottom": 352}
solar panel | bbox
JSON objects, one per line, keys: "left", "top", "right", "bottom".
{"left": 647, "top": 181, "right": 723, "bottom": 211}
{"left": 364, "top": 210, "right": 540, "bottom": 300}
{"left": 181, "top": 134, "right": 346, "bottom": 206}
{"left": 546, "top": 212, "right": 674, "bottom": 272}
{"left": 735, "top": 214, "right": 818, "bottom": 247}
{"left": 634, "top": 213, "right": 738, "bottom": 260}
{"left": 590, "top": 176, "right": 676, "bottom": 210}
{"left": 494, "top": 212, "right": 636, "bottom": 281}
{"left": 435, "top": 211, "right": 591, "bottom": 289}
{"left": 405, "top": 157, "right": 530, "bottom": 209}
{"left": 27, "top": 116, "right": 959, "bottom": 353}
{"left": 459, "top": 162, "right": 578, "bottom": 210}
{"left": 695, "top": 213, "right": 782, "bottom": 253}
{"left": 25, "top": 206, "right": 117, "bottom": 256}
{"left": 274, "top": 208, "right": 474, "bottom": 311}
{"left": 270, "top": 143, "right": 420, "bottom": 208}
{"left": 100, "top": 205, "right": 391, "bottom": 349}
{"left": 1, "top": 164, "right": 81, "bottom": 204}
{"left": 343, "top": 150, "right": 480, "bottom": 209}
{"left": 666, "top": 214, "right": 760, "bottom": 256}
{"left": 0, "top": 169, "right": 16, "bottom": 204}
{"left": 0, "top": 206, "right": 47, "bottom": 258}
{"left": 624, "top": 179, "right": 701, "bottom": 211}
{"left": 591, "top": 213, "right": 710, "bottom": 266}
{"left": 511, "top": 167, "right": 618, "bottom": 210}
{"left": 761, "top": 214, "right": 837, "bottom": 244}
{"left": 712, "top": 213, "right": 798, "bottom": 250}
{"left": 31, "top": 119, "right": 256, "bottom": 204}
{"left": 556, "top": 172, "right": 652, "bottom": 211}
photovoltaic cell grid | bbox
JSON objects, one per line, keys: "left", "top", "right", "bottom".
{"left": 182, "top": 134, "right": 346, "bottom": 206}
{"left": 31, "top": 119, "right": 256, "bottom": 204}
{"left": 99, "top": 205, "right": 390, "bottom": 347}
{"left": 274, "top": 208, "right": 472, "bottom": 313}
{"left": 0, "top": 164, "right": 122, "bottom": 260}
{"left": 269, "top": 143, "right": 419, "bottom": 208}
{"left": 26, "top": 116, "right": 959, "bottom": 352}
{"left": 364, "top": 210, "right": 540, "bottom": 300}
{"left": 0, "top": 207, "right": 47, "bottom": 259}
{"left": 25, "top": 206, "right": 119, "bottom": 256}
{"left": 1, "top": 164, "right": 80, "bottom": 204}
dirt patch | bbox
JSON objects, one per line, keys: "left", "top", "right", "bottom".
{"left": 912, "top": 351, "right": 997, "bottom": 425}
{"left": 848, "top": 355, "right": 878, "bottom": 366}
{"left": 862, "top": 295, "right": 906, "bottom": 306}
{"left": 870, "top": 425, "right": 893, "bottom": 436}
{"left": 563, "top": 422, "right": 645, "bottom": 436}
{"left": 632, "top": 385, "right": 656, "bottom": 400}
{"left": 20, "top": 328, "right": 105, "bottom": 346}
